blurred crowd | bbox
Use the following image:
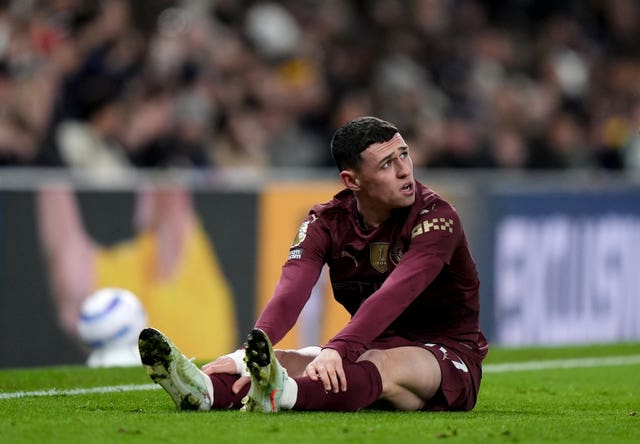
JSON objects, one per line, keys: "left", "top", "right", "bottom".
{"left": 1, "top": 0, "right": 639, "bottom": 172}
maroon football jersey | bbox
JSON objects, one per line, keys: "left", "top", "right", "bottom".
{"left": 255, "top": 181, "right": 487, "bottom": 362}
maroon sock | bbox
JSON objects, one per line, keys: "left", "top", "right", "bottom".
{"left": 208, "top": 374, "right": 249, "bottom": 409}
{"left": 293, "top": 360, "right": 382, "bottom": 411}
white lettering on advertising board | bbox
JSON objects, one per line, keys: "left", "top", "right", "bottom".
{"left": 494, "top": 215, "right": 640, "bottom": 345}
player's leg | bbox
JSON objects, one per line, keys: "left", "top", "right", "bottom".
{"left": 358, "top": 346, "right": 441, "bottom": 411}
{"left": 359, "top": 344, "right": 481, "bottom": 411}
{"left": 139, "top": 327, "right": 321, "bottom": 412}
{"left": 275, "top": 346, "right": 320, "bottom": 377}
{"left": 138, "top": 328, "right": 214, "bottom": 411}
{"left": 243, "top": 329, "right": 293, "bottom": 412}
{"left": 244, "top": 329, "right": 382, "bottom": 412}
{"left": 211, "top": 347, "right": 319, "bottom": 409}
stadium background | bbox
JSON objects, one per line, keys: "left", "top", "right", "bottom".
{"left": 1, "top": 169, "right": 638, "bottom": 368}
{"left": 0, "top": 0, "right": 639, "bottom": 367}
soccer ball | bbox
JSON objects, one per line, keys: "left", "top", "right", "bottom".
{"left": 77, "top": 287, "right": 148, "bottom": 367}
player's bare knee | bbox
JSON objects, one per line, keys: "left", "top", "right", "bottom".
{"left": 274, "top": 349, "right": 315, "bottom": 377}
{"left": 358, "top": 349, "right": 388, "bottom": 369}
{"left": 274, "top": 349, "right": 288, "bottom": 361}
{"left": 358, "top": 349, "right": 393, "bottom": 391}
{"left": 274, "top": 349, "right": 296, "bottom": 367}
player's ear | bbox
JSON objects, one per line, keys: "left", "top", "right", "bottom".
{"left": 340, "top": 170, "right": 360, "bottom": 190}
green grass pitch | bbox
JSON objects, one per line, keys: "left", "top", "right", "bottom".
{"left": 1, "top": 342, "right": 638, "bottom": 443}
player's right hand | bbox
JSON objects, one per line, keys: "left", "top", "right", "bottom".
{"left": 201, "top": 352, "right": 251, "bottom": 394}
{"left": 201, "top": 355, "right": 237, "bottom": 375}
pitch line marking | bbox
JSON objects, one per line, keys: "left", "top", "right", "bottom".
{"left": 483, "top": 354, "right": 640, "bottom": 373}
{"left": 1, "top": 354, "right": 639, "bottom": 400}
{"left": 0, "top": 383, "right": 160, "bottom": 400}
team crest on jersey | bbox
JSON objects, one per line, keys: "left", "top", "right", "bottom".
{"left": 389, "top": 241, "right": 403, "bottom": 265}
{"left": 370, "top": 242, "right": 389, "bottom": 273}
{"left": 291, "top": 215, "right": 317, "bottom": 247}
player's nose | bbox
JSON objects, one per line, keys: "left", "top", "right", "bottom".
{"left": 397, "top": 158, "right": 410, "bottom": 178}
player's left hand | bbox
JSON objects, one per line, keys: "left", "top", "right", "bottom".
{"left": 304, "top": 348, "right": 347, "bottom": 393}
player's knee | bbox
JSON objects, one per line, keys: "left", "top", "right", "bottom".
{"left": 274, "top": 349, "right": 288, "bottom": 361}
{"left": 358, "top": 349, "right": 388, "bottom": 369}
{"left": 274, "top": 349, "right": 297, "bottom": 367}
{"left": 274, "top": 348, "right": 315, "bottom": 377}
{"left": 359, "top": 350, "right": 424, "bottom": 410}
{"left": 358, "top": 349, "right": 392, "bottom": 389}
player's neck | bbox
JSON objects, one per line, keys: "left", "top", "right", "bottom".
{"left": 355, "top": 199, "right": 391, "bottom": 230}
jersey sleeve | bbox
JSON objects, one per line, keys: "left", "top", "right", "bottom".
{"left": 254, "top": 212, "right": 329, "bottom": 346}
{"left": 325, "top": 203, "right": 463, "bottom": 358}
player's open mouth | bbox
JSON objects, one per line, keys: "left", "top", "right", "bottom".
{"left": 401, "top": 182, "right": 413, "bottom": 193}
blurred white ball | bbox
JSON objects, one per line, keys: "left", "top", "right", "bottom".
{"left": 77, "top": 288, "right": 147, "bottom": 367}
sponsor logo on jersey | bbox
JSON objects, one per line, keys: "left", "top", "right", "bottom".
{"left": 291, "top": 214, "right": 317, "bottom": 247}
{"left": 370, "top": 242, "right": 389, "bottom": 273}
{"left": 340, "top": 250, "right": 359, "bottom": 268}
{"left": 411, "top": 217, "right": 454, "bottom": 238}
{"left": 288, "top": 248, "right": 303, "bottom": 260}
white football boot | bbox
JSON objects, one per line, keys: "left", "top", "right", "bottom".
{"left": 138, "top": 328, "right": 213, "bottom": 411}
{"left": 243, "top": 328, "right": 289, "bottom": 412}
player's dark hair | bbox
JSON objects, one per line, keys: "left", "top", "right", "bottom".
{"left": 330, "top": 116, "right": 399, "bottom": 171}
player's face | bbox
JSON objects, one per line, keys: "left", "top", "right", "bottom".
{"left": 354, "top": 133, "right": 415, "bottom": 211}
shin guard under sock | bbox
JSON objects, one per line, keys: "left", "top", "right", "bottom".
{"left": 209, "top": 373, "right": 249, "bottom": 409}
{"left": 293, "top": 360, "right": 382, "bottom": 411}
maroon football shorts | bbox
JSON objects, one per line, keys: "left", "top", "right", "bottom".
{"left": 367, "top": 336, "right": 483, "bottom": 411}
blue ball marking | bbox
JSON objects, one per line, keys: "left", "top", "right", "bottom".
{"left": 80, "top": 290, "right": 123, "bottom": 323}
{"left": 86, "top": 324, "right": 133, "bottom": 349}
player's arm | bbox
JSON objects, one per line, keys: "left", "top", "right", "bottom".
{"left": 254, "top": 213, "right": 328, "bottom": 345}
{"left": 306, "top": 206, "right": 461, "bottom": 392}
{"left": 326, "top": 204, "right": 463, "bottom": 358}
{"left": 201, "top": 254, "right": 325, "bottom": 380}
{"left": 201, "top": 213, "right": 328, "bottom": 392}
{"left": 301, "top": 249, "right": 446, "bottom": 394}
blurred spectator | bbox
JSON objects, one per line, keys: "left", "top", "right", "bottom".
{"left": 487, "top": 125, "right": 528, "bottom": 169}
{"left": 529, "top": 111, "right": 591, "bottom": 169}
{"left": 429, "top": 114, "right": 488, "bottom": 168}
{"left": 0, "top": 0, "right": 638, "bottom": 172}
{"left": 49, "top": 74, "right": 131, "bottom": 170}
